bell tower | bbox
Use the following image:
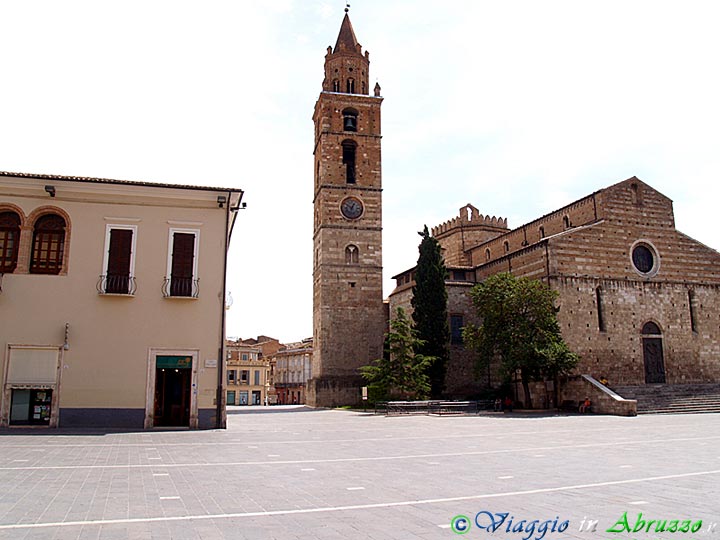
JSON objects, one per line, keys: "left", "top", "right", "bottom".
{"left": 308, "top": 12, "right": 385, "bottom": 407}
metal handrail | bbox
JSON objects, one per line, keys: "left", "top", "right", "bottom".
{"left": 96, "top": 274, "right": 137, "bottom": 295}
{"left": 162, "top": 277, "right": 200, "bottom": 298}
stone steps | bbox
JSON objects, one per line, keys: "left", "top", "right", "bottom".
{"left": 612, "top": 384, "right": 720, "bottom": 414}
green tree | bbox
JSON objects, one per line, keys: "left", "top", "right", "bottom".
{"left": 360, "top": 307, "right": 436, "bottom": 400}
{"left": 463, "top": 272, "right": 579, "bottom": 408}
{"left": 411, "top": 225, "right": 449, "bottom": 398}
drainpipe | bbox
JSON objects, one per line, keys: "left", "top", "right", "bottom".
{"left": 217, "top": 190, "right": 239, "bottom": 429}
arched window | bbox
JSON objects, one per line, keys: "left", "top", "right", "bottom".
{"left": 30, "top": 214, "right": 66, "bottom": 274}
{"left": 485, "top": 248, "right": 491, "bottom": 261}
{"left": 641, "top": 321, "right": 661, "bottom": 335}
{"left": 341, "top": 140, "right": 357, "bottom": 184}
{"left": 345, "top": 244, "right": 359, "bottom": 264}
{"left": 0, "top": 211, "right": 21, "bottom": 273}
{"left": 503, "top": 241, "right": 509, "bottom": 253}
{"left": 539, "top": 226, "right": 545, "bottom": 238}
{"left": 595, "top": 287, "right": 606, "bottom": 332}
{"left": 346, "top": 78, "right": 355, "bottom": 93}
{"left": 332, "top": 79, "right": 340, "bottom": 92}
{"left": 688, "top": 290, "right": 698, "bottom": 333}
{"left": 342, "top": 108, "right": 358, "bottom": 132}
{"left": 563, "top": 215, "right": 570, "bottom": 229}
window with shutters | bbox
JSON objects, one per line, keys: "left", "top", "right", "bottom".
{"left": 0, "top": 211, "right": 21, "bottom": 273}
{"left": 99, "top": 225, "right": 137, "bottom": 295}
{"left": 30, "top": 214, "right": 66, "bottom": 275}
{"left": 163, "top": 229, "right": 200, "bottom": 298}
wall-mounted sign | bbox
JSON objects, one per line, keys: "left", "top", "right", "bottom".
{"left": 205, "top": 359, "right": 218, "bottom": 368}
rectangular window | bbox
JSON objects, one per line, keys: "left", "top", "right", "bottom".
{"left": 450, "top": 315, "right": 464, "bottom": 346}
{"left": 166, "top": 229, "right": 199, "bottom": 297}
{"left": 102, "top": 226, "right": 136, "bottom": 294}
{"left": 240, "top": 370, "right": 249, "bottom": 384}
{"left": 227, "top": 369, "right": 237, "bottom": 384}
{"left": 227, "top": 390, "right": 236, "bottom": 405}
{"left": 241, "top": 353, "right": 248, "bottom": 361}
{"left": 254, "top": 370, "right": 260, "bottom": 386}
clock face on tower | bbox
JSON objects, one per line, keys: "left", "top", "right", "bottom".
{"left": 340, "top": 197, "right": 364, "bottom": 220}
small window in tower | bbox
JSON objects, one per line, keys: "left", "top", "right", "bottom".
{"left": 631, "top": 182, "right": 643, "bottom": 206}
{"left": 342, "top": 140, "right": 357, "bottom": 184}
{"left": 539, "top": 226, "right": 545, "bottom": 238}
{"left": 345, "top": 244, "right": 359, "bottom": 264}
{"left": 503, "top": 241, "right": 509, "bottom": 253}
{"left": 346, "top": 78, "right": 355, "bottom": 93}
{"left": 332, "top": 79, "right": 340, "bottom": 92}
{"left": 485, "top": 248, "right": 491, "bottom": 261}
{"left": 563, "top": 215, "right": 570, "bottom": 229}
{"left": 342, "top": 108, "right": 358, "bottom": 132}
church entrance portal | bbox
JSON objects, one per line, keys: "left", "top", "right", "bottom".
{"left": 642, "top": 322, "right": 666, "bottom": 384}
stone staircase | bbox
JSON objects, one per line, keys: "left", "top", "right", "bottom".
{"left": 612, "top": 383, "right": 720, "bottom": 414}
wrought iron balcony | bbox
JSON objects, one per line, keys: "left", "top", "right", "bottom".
{"left": 97, "top": 274, "right": 137, "bottom": 295}
{"left": 162, "top": 277, "right": 199, "bottom": 298}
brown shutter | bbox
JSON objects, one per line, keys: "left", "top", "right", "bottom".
{"left": 170, "top": 233, "right": 195, "bottom": 296}
{"left": 106, "top": 229, "right": 132, "bottom": 293}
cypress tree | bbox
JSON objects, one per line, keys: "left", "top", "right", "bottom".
{"left": 411, "top": 225, "right": 449, "bottom": 397}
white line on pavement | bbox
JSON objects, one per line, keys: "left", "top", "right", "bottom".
{"left": 0, "top": 468, "right": 718, "bottom": 531}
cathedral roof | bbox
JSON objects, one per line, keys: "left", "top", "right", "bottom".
{"left": 334, "top": 13, "right": 360, "bottom": 54}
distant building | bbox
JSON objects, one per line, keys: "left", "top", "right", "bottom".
{"left": 273, "top": 339, "right": 313, "bottom": 405}
{"left": 226, "top": 340, "right": 270, "bottom": 406}
{"left": 0, "top": 171, "right": 243, "bottom": 428}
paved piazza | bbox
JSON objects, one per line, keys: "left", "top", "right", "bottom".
{"left": 0, "top": 407, "right": 718, "bottom": 539}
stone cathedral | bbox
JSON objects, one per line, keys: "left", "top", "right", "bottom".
{"left": 308, "top": 14, "right": 387, "bottom": 407}
{"left": 309, "top": 13, "right": 720, "bottom": 414}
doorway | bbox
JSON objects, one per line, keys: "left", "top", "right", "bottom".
{"left": 153, "top": 356, "right": 192, "bottom": 427}
{"left": 642, "top": 321, "right": 666, "bottom": 384}
{"left": 9, "top": 389, "right": 53, "bottom": 425}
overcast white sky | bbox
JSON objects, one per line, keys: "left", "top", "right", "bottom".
{"left": 2, "top": 1, "right": 719, "bottom": 343}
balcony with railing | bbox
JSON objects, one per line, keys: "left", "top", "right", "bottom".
{"left": 162, "top": 277, "right": 199, "bottom": 298}
{"left": 97, "top": 274, "right": 137, "bottom": 296}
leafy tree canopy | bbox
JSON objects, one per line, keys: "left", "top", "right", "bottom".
{"left": 360, "top": 307, "right": 436, "bottom": 401}
{"left": 463, "top": 272, "right": 579, "bottom": 407}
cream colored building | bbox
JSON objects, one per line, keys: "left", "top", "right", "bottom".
{"left": 273, "top": 339, "right": 313, "bottom": 405}
{"left": 0, "top": 171, "right": 243, "bottom": 429}
{"left": 226, "top": 341, "right": 270, "bottom": 406}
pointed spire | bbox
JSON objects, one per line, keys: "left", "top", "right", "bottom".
{"left": 334, "top": 13, "right": 360, "bottom": 54}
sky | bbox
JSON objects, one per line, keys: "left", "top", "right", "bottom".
{"left": 2, "top": 1, "right": 719, "bottom": 343}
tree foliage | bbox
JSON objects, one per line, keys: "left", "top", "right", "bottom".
{"left": 463, "top": 272, "right": 579, "bottom": 408}
{"left": 411, "top": 225, "right": 449, "bottom": 397}
{"left": 360, "top": 307, "right": 436, "bottom": 401}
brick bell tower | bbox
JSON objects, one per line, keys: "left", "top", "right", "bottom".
{"left": 308, "top": 11, "right": 385, "bottom": 407}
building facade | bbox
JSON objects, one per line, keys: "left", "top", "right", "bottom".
{"left": 273, "top": 339, "right": 313, "bottom": 405}
{"left": 309, "top": 14, "right": 387, "bottom": 407}
{"left": 0, "top": 172, "right": 242, "bottom": 428}
{"left": 226, "top": 341, "right": 270, "bottom": 406}
{"left": 390, "top": 177, "right": 720, "bottom": 406}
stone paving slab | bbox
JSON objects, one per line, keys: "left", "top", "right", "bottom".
{"left": 0, "top": 406, "right": 719, "bottom": 539}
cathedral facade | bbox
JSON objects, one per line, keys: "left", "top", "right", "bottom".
{"left": 390, "top": 177, "right": 720, "bottom": 409}
{"left": 311, "top": 15, "right": 720, "bottom": 412}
